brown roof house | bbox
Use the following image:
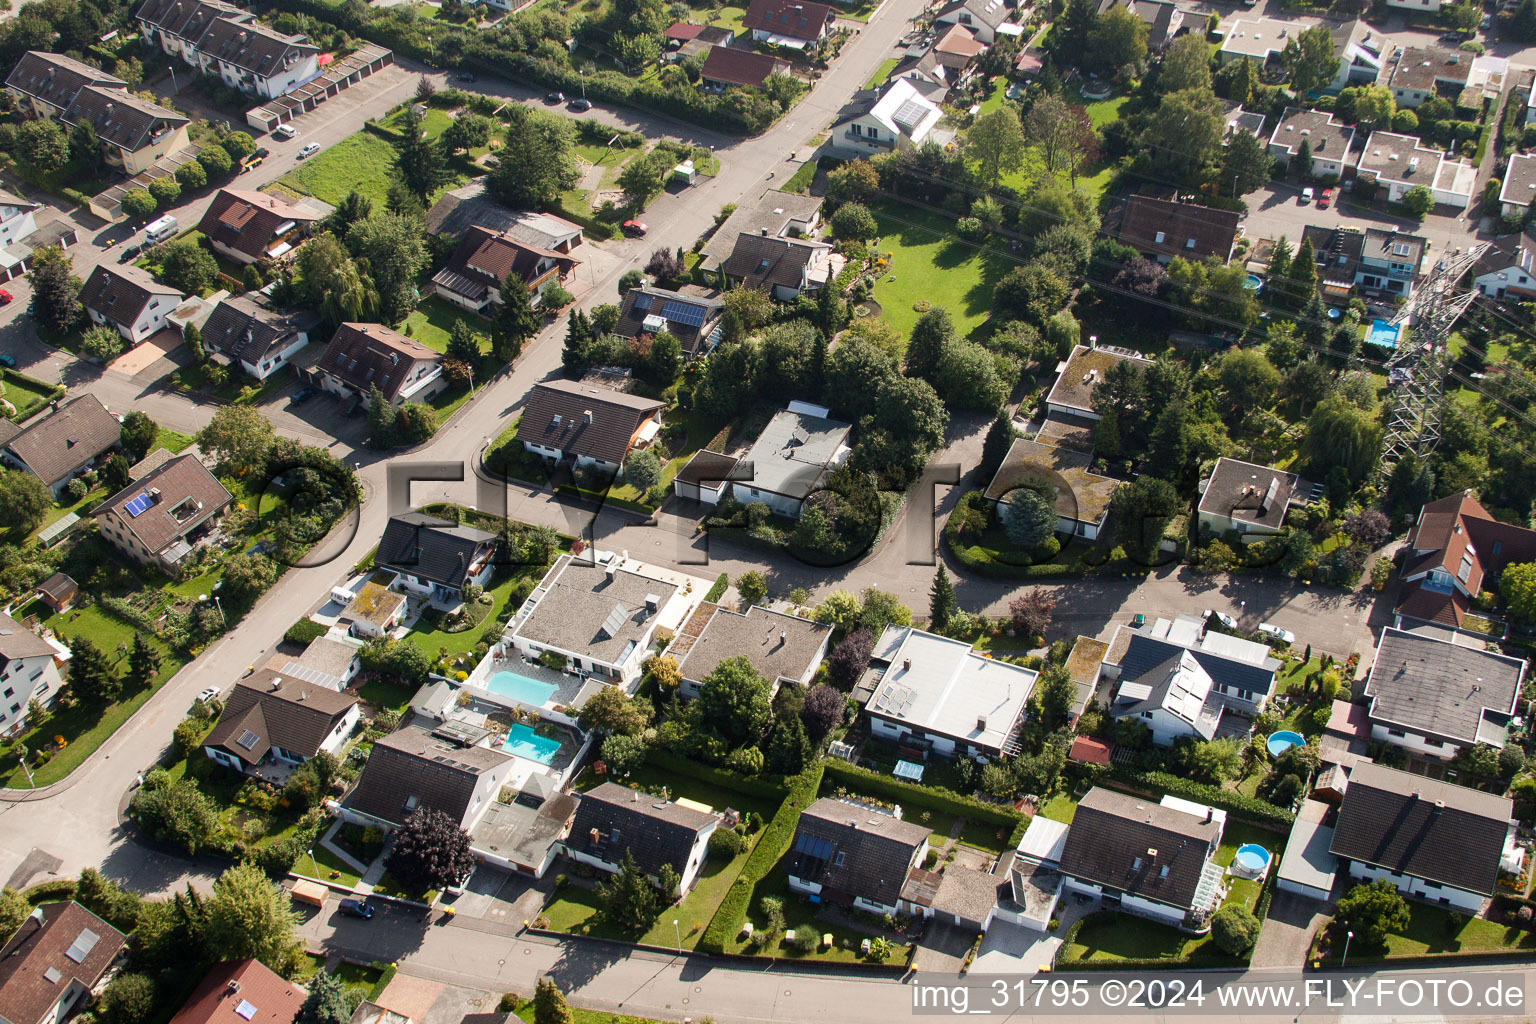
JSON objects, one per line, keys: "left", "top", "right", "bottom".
{"left": 425, "top": 180, "right": 584, "bottom": 252}
{"left": 983, "top": 437, "right": 1120, "bottom": 542}
{"left": 374, "top": 511, "right": 497, "bottom": 605}
{"left": 719, "top": 232, "right": 835, "bottom": 300}
{"left": 1116, "top": 194, "right": 1239, "bottom": 265}
{"left": 0, "top": 901, "right": 126, "bottom": 1024}
{"left": 1195, "top": 456, "right": 1312, "bottom": 539}
{"left": 614, "top": 286, "right": 725, "bottom": 357}
{"left": 562, "top": 782, "right": 722, "bottom": 895}
{"left": 5, "top": 51, "right": 124, "bottom": 118}
{"left": 60, "top": 85, "right": 190, "bottom": 175}
{"left": 432, "top": 224, "right": 576, "bottom": 315}
{"left": 345, "top": 724, "right": 514, "bottom": 831}
{"left": 93, "top": 453, "right": 233, "bottom": 571}
{"left": 80, "top": 262, "right": 186, "bottom": 346}
{"left": 743, "top": 0, "right": 834, "bottom": 46}
{"left": 200, "top": 293, "right": 318, "bottom": 381}
{"left": 0, "top": 393, "right": 122, "bottom": 496}
{"left": 674, "top": 603, "right": 831, "bottom": 698}
{"left": 310, "top": 323, "right": 445, "bottom": 410}
{"left": 203, "top": 668, "right": 360, "bottom": 771}
{"left": 1395, "top": 489, "right": 1536, "bottom": 630}
{"left": 931, "top": 23, "right": 988, "bottom": 75}
{"left": 1330, "top": 761, "right": 1516, "bottom": 913}
{"left": 701, "top": 45, "right": 791, "bottom": 90}
{"left": 787, "top": 797, "right": 931, "bottom": 915}
{"left": 167, "top": 959, "right": 308, "bottom": 1024}
{"left": 0, "top": 611, "right": 67, "bottom": 739}
{"left": 197, "top": 188, "right": 330, "bottom": 266}
{"left": 515, "top": 378, "right": 663, "bottom": 473}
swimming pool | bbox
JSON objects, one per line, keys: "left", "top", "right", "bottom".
{"left": 1267, "top": 730, "right": 1305, "bottom": 758}
{"left": 1367, "top": 319, "right": 1401, "bottom": 349}
{"left": 486, "top": 670, "right": 558, "bottom": 706}
{"left": 503, "top": 722, "right": 562, "bottom": 764}
{"left": 1232, "top": 843, "right": 1271, "bottom": 879}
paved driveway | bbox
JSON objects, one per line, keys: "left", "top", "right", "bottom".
{"left": 1251, "top": 890, "right": 1332, "bottom": 968}
{"left": 108, "top": 328, "right": 188, "bottom": 378}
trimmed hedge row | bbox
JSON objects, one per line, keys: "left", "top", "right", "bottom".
{"left": 704, "top": 573, "right": 729, "bottom": 603}
{"left": 644, "top": 749, "right": 785, "bottom": 800}
{"left": 820, "top": 760, "right": 1025, "bottom": 829}
{"left": 1105, "top": 768, "right": 1295, "bottom": 828}
{"left": 698, "top": 764, "right": 824, "bottom": 953}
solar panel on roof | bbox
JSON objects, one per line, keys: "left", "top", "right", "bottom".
{"left": 64, "top": 929, "right": 99, "bottom": 963}
{"left": 236, "top": 730, "right": 260, "bottom": 750}
{"left": 600, "top": 602, "right": 629, "bottom": 639}
{"left": 632, "top": 293, "right": 650, "bottom": 311}
{"left": 792, "top": 832, "right": 834, "bottom": 860}
{"left": 124, "top": 493, "right": 153, "bottom": 517}
{"left": 893, "top": 98, "right": 929, "bottom": 130}
{"left": 660, "top": 299, "right": 706, "bottom": 328}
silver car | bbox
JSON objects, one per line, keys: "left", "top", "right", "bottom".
{"left": 1257, "top": 623, "right": 1296, "bottom": 644}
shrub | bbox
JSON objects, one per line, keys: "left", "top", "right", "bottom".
{"left": 786, "top": 929, "right": 818, "bottom": 954}
{"left": 708, "top": 827, "right": 749, "bottom": 859}
{"left": 285, "top": 618, "right": 328, "bottom": 645}
{"left": 1210, "top": 905, "right": 1261, "bottom": 955}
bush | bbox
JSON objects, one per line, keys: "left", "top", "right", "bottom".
{"left": 820, "top": 761, "right": 1024, "bottom": 828}
{"left": 1107, "top": 768, "right": 1295, "bottom": 826}
{"left": 786, "top": 928, "right": 818, "bottom": 955}
{"left": 284, "top": 618, "right": 328, "bottom": 645}
{"left": 1210, "top": 905, "right": 1261, "bottom": 955}
{"left": 705, "top": 573, "right": 729, "bottom": 602}
{"left": 708, "top": 827, "right": 749, "bottom": 858}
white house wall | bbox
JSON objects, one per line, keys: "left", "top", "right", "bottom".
{"left": 1346, "top": 860, "right": 1484, "bottom": 913}
{"left": 1369, "top": 722, "right": 1464, "bottom": 759}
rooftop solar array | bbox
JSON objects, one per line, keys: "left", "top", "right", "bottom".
{"left": 893, "top": 98, "right": 929, "bottom": 131}
{"left": 64, "top": 928, "right": 99, "bottom": 964}
{"left": 661, "top": 299, "right": 706, "bottom": 327}
{"left": 124, "top": 492, "right": 153, "bottom": 518}
{"left": 236, "top": 729, "right": 260, "bottom": 750}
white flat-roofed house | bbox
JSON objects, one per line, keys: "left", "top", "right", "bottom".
{"left": 1500, "top": 153, "right": 1536, "bottom": 220}
{"left": 1358, "top": 131, "right": 1475, "bottom": 209}
{"left": 731, "top": 403, "right": 852, "bottom": 519}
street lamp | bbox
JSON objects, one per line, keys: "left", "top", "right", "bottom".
{"left": 1341, "top": 929, "right": 1354, "bottom": 967}
{"left": 673, "top": 919, "right": 681, "bottom": 953}
{"left": 18, "top": 747, "right": 33, "bottom": 789}
{"left": 580, "top": 70, "right": 587, "bottom": 102}
{"left": 308, "top": 847, "right": 319, "bottom": 878}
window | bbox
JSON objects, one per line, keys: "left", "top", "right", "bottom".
{"left": 1387, "top": 728, "right": 1405, "bottom": 738}
{"left": 850, "top": 123, "right": 862, "bottom": 136}
{"left": 1141, "top": 711, "right": 1153, "bottom": 719}
{"left": 1185, "top": 238, "right": 1196, "bottom": 249}
{"left": 867, "top": 127, "right": 878, "bottom": 139}
{"left": 833, "top": 851, "right": 846, "bottom": 867}
{"left": 1154, "top": 231, "right": 1165, "bottom": 244}
{"left": 2, "top": 688, "right": 11, "bottom": 698}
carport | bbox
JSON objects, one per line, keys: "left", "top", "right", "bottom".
{"left": 1277, "top": 799, "right": 1337, "bottom": 902}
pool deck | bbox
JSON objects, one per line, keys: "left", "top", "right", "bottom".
{"left": 472, "top": 656, "right": 587, "bottom": 712}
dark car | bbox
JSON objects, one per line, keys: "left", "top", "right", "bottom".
{"left": 338, "top": 899, "right": 374, "bottom": 919}
{"left": 1441, "top": 30, "right": 1467, "bottom": 41}
{"left": 289, "top": 387, "right": 315, "bottom": 405}
{"left": 0, "top": 354, "right": 15, "bottom": 368}
{"left": 545, "top": 91, "right": 564, "bottom": 103}
{"left": 118, "top": 244, "right": 142, "bottom": 263}
{"left": 569, "top": 97, "right": 592, "bottom": 111}
{"left": 459, "top": 72, "right": 476, "bottom": 82}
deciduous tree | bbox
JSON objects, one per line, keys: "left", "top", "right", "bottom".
{"left": 697, "top": 656, "right": 771, "bottom": 746}
{"left": 27, "top": 244, "right": 82, "bottom": 336}
{"left": 196, "top": 405, "right": 275, "bottom": 476}
{"left": 578, "top": 685, "right": 653, "bottom": 735}
{"left": 388, "top": 807, "right": 476, "bottom": 893}
{"left": 967, "top": 106, "right": 1027, "bottom": 186}
{"left": 1282, "top": 24, "right": 1340, "bottom": 97}
{"left": 203, "top": 863, "right": 300, "bottom": 970}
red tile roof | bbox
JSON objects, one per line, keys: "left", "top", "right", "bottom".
{"left": 701, "top": 45, "right": 790, "bottom": 88}
{"left": 1068, "top": 735, "right": 1112, "bottom": 765}
{"left": 0, "top": 902, "right": 126, "bottom": 1024}
{"left": 743, "top": 0, "right": 834, "bottom": 40}
{"left": 168, "top": 960, "right": 308, "bottom": 1024}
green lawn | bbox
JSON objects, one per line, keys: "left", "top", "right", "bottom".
{"left": 402, "top": 296, "right": 469, "bottom": 354}
{"left": 306, "top": 844, "right": 364, "bottom": 888}
{"left": 153, "top": 425, "right": 196, "bottom": 453}
{"left": 1318, "top": 904, "right": 1536, "bottom": 962}
{"left": 405, "top": 570, "right": 527, "bottom": 662}
{"left": 514, "top": 1000, "right": 682, "bottom": 1024}
{"left": 1038, "top": 794, "right": 1077, "bottom": 824}
{"left": 865, "top": 57, "right": 899, "bottom": 91}
{"left": 721, "top": 867, "right": 913, "bottom": 963}
{"left": 371, "top": 870, "right": 438, "bottom": 903}
{"left": 1, "top": 369, "right": 61, "bottom": 422}
{"left": 869, "top": 199, "right": 1014, "bottom": 339}
{"left": 1276, "top": 656, "right": 1329, "bottom": 693}
{"left": 384, "top": 105, "right": 453, "bottom": 140}
{"left": 279, "top": 131, "right": 400, "bottom": 206}
{"left": 604, "top": 408, "right": 721, "bottom": 508}
{"left": 357, "top": 677, "right": 418, "bottom": 714}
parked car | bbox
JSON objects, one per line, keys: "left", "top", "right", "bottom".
{"left": 244, "top": 147, "right": 269, "bottom": 169}
{"left": 0, "top": 354, "right": 14, "bottom": 368}
{"left": 1203, "top": 608, "right": 1238, "bottom": 629}
{"left": 297, "top": 143, "right": 320, "bottom": 159}
{"left": 274, "top": 124, "right": 297, "bottom": 139}
{"left": 545, "top": 91, "right": 564, "bottom": 103}
{"left": 458, "top": 72, "right": 476, "bottom": 82}
{"left": 196, "top": 687, "right": 220, "bottom": 705}
{"left": 1441, "top": 30, "right": 1467, "bottom": 42}
{"left": 289, "top": 387, "right": 315, "bottom": 405}
{"left": 118, "top": 244, "right": 141, "bottom": 263}
{"left": 0, "top": 289, "right": 12, "bottom": 305}
{"left": 569, "top": 97, "right": 592, "bottom": 111}
{"left": 1257, "top": 623, "right": 1296, "bottom": 644}
{"left": 1300, "top": 187, "right": 1315, "bottom": 204}
{"left": 1481, "top": 14, "right": 1493, "bottom": 29}
{"left": 338, "top": 899, "right": 374, "bottom": 920}
{"left": 622, "top": 219, "right": 648, "bottom": 236}
{"left": 1318, "top": 187, "right": 1335, "bottom": 209}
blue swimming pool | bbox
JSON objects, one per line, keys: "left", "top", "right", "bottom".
{"left": 1267, "top": 730, "right": 1305, "bottom": 758}
{"left": 486, "top": 670, "right": 558, "bottom": 706}
{"left": 1367, "top": 319, "right": 1400, "bottom": 349}
{"left": 502, "top": 722, "right": 562, "bottom": 764}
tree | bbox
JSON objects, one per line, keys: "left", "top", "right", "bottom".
{"left": 494, "top": 277, "right": 541, "bottom": 361}
{"left": 1342, "top": 509, "right": 1391, "bottom": 549}
{"left": 120, "top": 410, "right": 159, "bottom": 462}
{"left": 814, "top": 285, "right": 845, "bottom": 344}
{"left": 1158, "top": 34, "right": 1214, "bottom": 94}
{"left": 300, "top": 233, "right": 376, "bottom": 326}
{"left": 1347, "top": 85, "right": 1396, "bottom": 132}
{"left": 825, "top": 626, "right": 875, "bottom": 687}
{"left": 534, "top": 978, "right": 577, "bottom": 1024}
{"left": 937, "top": 339, "right": 1011, "bottom": 411}
{"left": 447, "top": 320, "right": 481, "bottom": 364}
{"left": 0, "top": 468, "right": 51, "bottom": 533}
{"left": 202, "top": 863, "right": 299, "bottom": 969}
{"left": 27, "top": 245, "right": 82, "bottom": 336}
{"left": 1002, "top": 484, "right": 1057, "bottom": 550}
{"left": 199, "top": 143, "right": 234, "bottom": 180}
{"left": 1401, "top": 185, "right": 1434, "bottom": 221}
{"left": 966, "top": 106, "right": 1027, "bottom": 186}
{"left": 346, "top": 213, "right": 427, "bottom": 324}
{"left": 830, "top": 202, "right": 878, "bottom": 240}
{"left": 826, "top": 159, "right": 879, "bottom": 204}
{"left": 390, "top": 104, "right": 444, "bottom": 200}
{"left": 1282, "top": 24, "right": 1340, "bottom": 97}
{"left": 1219, "top": 348, "right": 1280, "bottom": 411}
{"left": 298, "top": 970, "right": 353, "bottom": 1024}
{"left": 69, "top": 119, "right": 101, "bottom": 171}
{"left": 221, "top": 552, "right": 278, "bottom": 603}
{"left": 75, "top": 868, "right": 143, "bottom": 933}
{"left": 197, "top": 405, "right": 275, "bottom": 476}
{"left": 130, "top": 779, "right": 214, "bottom": 853}
{"left": 623, "top": 449, "right": 663, "bottom": 494}
{"left": 80, "top": 325, "right": 125, "bottom": 360}
{"left": 801, "top": 684, "right": 846, "bottom": 740}
{"left": 1503, "top": 562, "right": 1536, "bottom": 623}
{"left": 1033, "top": 664, "right": 1077, "bottom": 730}
{"left": 15, "top": 118, "right": 67, "bottom": 173}
{"left": 929, "top": 564, "right": 956, "bottom": 632}
{"left": 595, "top": 849, "right": 663, "bottom": 930}
{"left": 0, "top": 888, "right": 27, "bottom": 945}
{"left": 69, "top": 637, "right": 120, "bottom": 705}
{"left": 1514, "top": 0, "right": 1536, "bottom": 41}
{"left": 980, "top": 409, "right": 1016, "bottom": 479}
{"left": 388, "top": 807, "right": 476, "bottom": 893}
{"left": 1211, "top": 905, "right": 1261, "bottom": 955}
{"left": 1110, "top": 475, "right": 1182, "bottom": 563}
{"left": 157, "top": 238, "right": 219, "bottom": 295}
{"left": 120, "top": 187, "right": 157, "bottom": 221}
{"left": 578, "top": 684, "right": 653, "bottom": 735}
{"left": 697, "top": 656, "right": 772, "bottom": 746}
{"left": 126, "top": 633, "right": 162, "bottom": 691}
{"left": 737, "top": 569, "right": 768, "bottom": 607}
{"left": 1007, "top": 589, "right": 1055, "bottom": 642}
{"left": 1087, "top": 4, "right": 1147, "bottom": 72}
{"left": 1300, "top": 394, "right": 1381, "bottom": 484}
{"left": 1215, "top": 55, "right": 1259, "bottom": 106}
{"left": 767, "top": 713, "right": 813, "bottom": 774}
{"left": 441, "top": 112, "right": 494, "bottom": 153}
{"left": 995, "top": 264, "right": 1069, "bottom": 325}
{"left": 1286, "top": 234, "right": 1318, "bottom": 307}
{"left": 149, "top": 175, "right": 182, "bottom": 209}
{"left": 1138, "top": 88, "right": 1225, "bottom": 185}
{"left": 97, "top": 973, "right": 157, "bottom": 1024}
{"left": 1335, "top": 879, "right": 1410, "bottom": 945}
{"left": 904, "top": 307, "right": 955, "bottom": 384}
{"left": 616, "top": 150, "right": 671, "bottom": 210}
{"left": 1223, "top": 128, "right": 1275, "bottom": 196}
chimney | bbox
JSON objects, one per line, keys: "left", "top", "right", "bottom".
{"left": 902, "top": 657, "right": 911, "bottom": 671}
{"left": 779, "top": 630, "right": 787, "bottom": 643}
{"left": 976, "top": 714, "right": 987, "bottom": 731}
{"left": 227, "top": 980, "right": 241, "bottom": 994}
{"left": 1204, "top": 808, "right": 1213, "bottom": 824}
{"left": 583, "top": 410, "right": 593, "bottom": 424}
{"left": 761, "top": 227, "right": 769, "bottom": 236}
{"left": 270, "top": 676, "right": 283, "bottom": 690}
{"left": 589, "top": 827, "right": 600, "bottom": 843}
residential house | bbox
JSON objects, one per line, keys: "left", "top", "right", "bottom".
{"left": 718, "top": 231, "right": 835, "bottom": 300}
{"left": 275, "top": 634, "right": 361, "bottom": 691}
{"left": 671, "top": 449, "right": 740, "bottom": 505}
{"left": 787, "top": 798, "right": 930, "bottom": 915}
{"left": 61, "top": 85, "right": 191, "bottom": 174}
{"left": 197, "top": 188, "right": 328, "bottom": 266}
{"left": 470, "top": 776, "right": 579, "bottom": 877}
{"left": 374, "top": 512, "right": 497, "bottom": 606}
{"left": 0, "top": 190, "right": 39, "bottom": 252}
{"left": 1499, "top": 152, "right": 1536, "bottom": 220}
{"left": 1395, "top": 490, "right": 1536, "bottom": 629}
{"left": 698, "top": 188, "right": 822, "bottom": 273}
{"left": 1196, "top": 456, "right": 1312, "bottom": 538}
{"left": 827, "top": 78, "right": 946, "bottom": 160}
{"left": 1044, "top": 342, "right": 1155, "bottom": 422}
{"left": 1266, "top": 107, "right": 1356, "bottom": 179}
{"left": 931, "top": 24, "right": 987, "bottom": 77}
{"left": 338, "top": 581, "right": 406, "bottom": 639}
{"left": 700, "top": 45, "right": 791, "bottom": 90}
{"left": 431, "top": 224, "right": 576, "bottom": 313}
{"left": 0, "top": 189, "right": 77, "bottom": 284}
{"left": 742, "top": 0, "right": 834, "bottom": 47}
{"left": 34, "top": 573, "right": 77, "bottom": 614}
{"left": 310, "top": 323, "right": 445, "bottom": 409}
{"left": 1274, "top": 798, "right": 1338, "bottom": 901}
{"left": 730, "top": 402, "right": 851, "bottom": 518}
{"left": 613, "top": 286, "right": 725, "bottom": 358}
{"left": 911, "top": 865, "right": 1005, "bottom": 932}
{"left": 203, "top": 669, "right": 360, "bottom": 771}
{"left": 1000, "top": 816, "right": 1070, "bottom": 931}
{"left": 887, "top": 45, "right": 950, "bottom": 95}
{"left": 677, "top": 24, "right": 736, "bottom": 58}
{"left": 1097, "top": 0, "right": 1183, "bottom": 49}
{"left": 0, "top": 394, "right": 122, "bottom": 496}
{"left": 1220, "top": 19, "right": 1381, "bottom": 92}
{"left": 1056, "top": 788, "right": 1225, "bottom": 928}
{"left": 167, "top": 960, "right": 308, "bottom": 1024}
{"left": 1330, "top": 761, "right": 1516, "bottom": 912}
{"left": 0, "top": 902, "right": 127, "bottom": 1024}
{"left": 5, "top": 51, "right": 125, "bottom": 118}
{"left": 1108, "top": 644, "right": 1224, "bottom": 745}
{"left": 1355, "top": 226, "right": 1428, "bottom": 299}
{"left": 1224, "top": 104, "right": 1265, "bottom": 141}
{"left": 1115, "top": 194, "right": 1239, "bottom": 265}
{"left": 425, "top": 180, "right": 584, "bottom": 253}
{"left": 92, "top": 453, "right": 233, "bottom": 570}
{"left": 1361, "top": 627, "right": 1524, "bottom": 759}
{"left": 1387, "top": 46, "right": 1470, "bottom": 108}
{"left": 932, "top": 0, "right": 1015, "bottom": 45}
{"left": 982, "top": 437, "right": 1118, "bottom": 541}
{"left": 859, "top": 626, "right": 1037, "bottom": 759}
{"left": 135, "top": 0, "right": 244, "bottom": 60}
{"left": 1358, "top": 130, "right": 1476, "bottom": 208}
{"left": 515, "top": 379, "right": 664, "bottom": 473}
{"left": 0, "top": 612, "right": 65, "bottom": 739}
{"left": 180, "top": 15, "right": 321, "bottom": 99}
{"left": 508, "top": 551, "right": 686, "bottom": 687}
{"left": 345, "top": 725, "right": 514, "bottom": 830}
{"left": 80, "top": 263, "right": 186, "bottom": 346}
{"left": 1102, "top": 612, "right": 1281, "bottom": 720}
{"left": 1473, "top": 229, "right": 1536, "bottom": 300}
{"left": 562, "top": 782, "right": 721, "bottom": 895}
{"left": 199, "top": 293, "right": 317, "bottom": 380}
{"left": 673, "top": 603, "right": 831, "bottom": 698}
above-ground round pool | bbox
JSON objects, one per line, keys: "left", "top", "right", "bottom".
{"left": 1267, "top": 730, "right": 1305, "bottom": 757}
{"left": 1243, "top": 274, "right": 1263, "bottom": 291}
{"left": 1231, "top": 843, "right": 1272, "bottom": 879}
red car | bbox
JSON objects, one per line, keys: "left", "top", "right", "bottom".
{"left": 622, "top": 220, "right": 648, "bottom": 236}
{"left": 1318, "top": 188, "right": 1335, "bottom": 209}
{"left": 0, "top": 289, "right": 13, "bottom": 305}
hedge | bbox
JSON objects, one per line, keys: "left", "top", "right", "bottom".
{"left": 644, "top": 749, "right": 785, "bottom": 800}
{"left": 698, "top": 764, "right": 824, "bottom": 953}
{"left": 285, "top": 618, "right": 328, "bottom": 645}
{"left": 820, "top": 760, "right": 1025, "bottom": 829}
{"left": 1105, "top": 768, "right": 1295, "bottom": 828}
{"left": 704, "top": 573, "right": 729, "bottom": 603}
{"left": 22, "top": 879, "right": 78, "bottom": 904}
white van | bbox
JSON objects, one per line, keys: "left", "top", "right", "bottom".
{"left": 144, "top": 215, "right": 178, "bottom": 244}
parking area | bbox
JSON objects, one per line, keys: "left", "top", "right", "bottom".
{"left": 447, "top": 864, "right": 545, "bottom": 926}
{"left": 109, "top": 328, "right": 191, "bottom": 378}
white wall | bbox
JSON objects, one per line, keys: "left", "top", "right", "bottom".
{"left": 731, "top": 482, "right": 803, "bottom": 519}
{"left": 1346, "top": 860, "right": 1484, "bottom": 913}
{"left": 1369, "top": 722, "right": 1463, "bottom": 759}
{"left": 242, "top": 333, "right": 309, "bottom": 380}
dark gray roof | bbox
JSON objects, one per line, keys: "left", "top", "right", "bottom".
{"left": 5, "top": 51, "right": 123, "bottom": 110}
{"left": 316, "top": 323, "right": 440, "bottom": 404}
{"left": 1118, "top": 632, "right": 1276, "bottom": 700}
{"left": 136, "top": 0, "right": 243, "bottom": 39}
{"left": 346, "top": 725, "right": 512, "bottom": 826}
{"left": 515, "top": 379, "right": 662, "bottom": 466}
{"left": 566, "top": 782, "right": 718, "bottom": 877}
{"left": 81, "top": 262, "right": 183, "bottom": 330}
{"left": 1197, "top": 456, "right": 1303, "bottom": 532}
{"left": 788, "top": 798, "right": 930, "bottom": 907}
{"left": 675, "top": 604, "right": 830, "bottom": 687}
{"left": 699, "top": 189, "right": 823, "bottom": 266}
{"left": 1057, "top": 788, "right": 1221, "bottom": 912}
{"left": 721, "top": 233, "right": 829, "bottom": 293}
{"left": 201, "top": 293, "right": 315, "bottom": 365}
{"left": 1330, "top": 761, "right": 1511, "bottom": 896}
{"left": 424, "top": 179, "right": 584, "bottom": 248}
{"left": 929, "top": 865, "right": 1006, "bottom": 925}
{"left": 4, "top": 394, "right": 121, "bottom": 487}
{"left": 514, "top": 554, "right": 680, "bottom": 665}
{"left": 1364, "top": 628, "right": 1524, "bottom": 746}
{"left": 194, "top": 16, "right": 317, "bottom": 78}
{"left": 62, "top": 85, "right": 187, "bottom": 154}
{"left": 375, "top": 512, "right": 496, "bottom": 590}
{"left": 736, "top": 407, "right": 851, "bottom": 501}
{"left": 204, "top": 668, "right": 357, "bottom": 764}
{"left": 0, "top": 612, "right": 55, "bottom": 662}
{"left": 614, "top": 286, "right": 724, "bottom": 356}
